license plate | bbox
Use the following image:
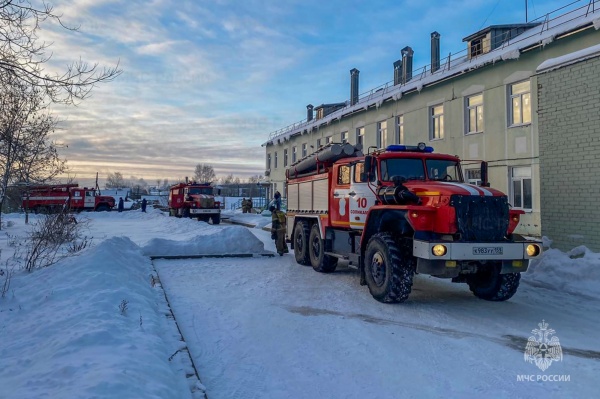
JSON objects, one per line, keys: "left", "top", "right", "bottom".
{"left": 472, "top": 246, "right": 503, "bottom": 255}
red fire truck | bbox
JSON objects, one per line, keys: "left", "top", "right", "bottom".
{"left": 22, "top": 184, "right": 116, "bottom": 213}
{"left": 168, "top": 182, "right": 221, "bottom": 224}
{"left": 285, "top": 143, "right": 542, "bottom": 303}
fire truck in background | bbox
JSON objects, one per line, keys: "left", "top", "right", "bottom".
{"left": 22, "top": 184, "right": 116, "bottom": 213}
{"left": 168, "top": 182, "right": 221, "bottom": 224}
{"left": 285, "top": 142, "right": 542, "bottom": 303}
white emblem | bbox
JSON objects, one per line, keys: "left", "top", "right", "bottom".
{"left": 339, "top": 197, "right": 346, "bottom": 216}
{"left": 524, "top": 320, "right": 563, "bottom": 371}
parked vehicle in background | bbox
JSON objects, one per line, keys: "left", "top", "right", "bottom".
{"left": 168, "top": 182, "right": 221, "bottom": 224}
{"left": 22, "top": 184, "right": 115, "bottom": 213}
{"left": 285, "top": 142, "right": 542, "bottom": 303}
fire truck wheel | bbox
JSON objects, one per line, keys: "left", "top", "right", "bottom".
{"left": 293, "top": 221, "right": 311, "bottom": 266}
{"left": 183, "top": 208, "right": 190, "bottom": 218}
{"left": 212, "top": 214, "right": 221, "bottom": 225}
{"left": 466, "top": 266, "right": 521, "bottom": 301}
{"left": 364, "top": 233, "right": 414, "bottom": 303}
{"left": 96, "top": 205, "right": 109, "bottom": 212}
{"left": 308, "top": 224, "right": 337, "bottom": 273}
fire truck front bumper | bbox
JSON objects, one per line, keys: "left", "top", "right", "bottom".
{"left": 413, "top": 240, "right": 543, "bottom": 276}
{"left": 190, "top": 209, "right": 220, "bottom": 215}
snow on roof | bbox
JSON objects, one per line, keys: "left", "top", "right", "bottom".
{"left": 264, "top": 3, "right": 600, "bottom": 146}
{"left": 537, "top": 42, "right": 600, "bottom": 72}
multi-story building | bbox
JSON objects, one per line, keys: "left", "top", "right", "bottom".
{"left": 263, "top": 1, "right": 600, "bottom": 238}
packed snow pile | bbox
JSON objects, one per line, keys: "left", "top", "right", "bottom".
{"left": 523, "top": 245, "right": 600, "bottom": 299}
{"left": 141, "top": 225, "right": 266, "bottom": 257}
{"left": 0, "top": 237, "right": 194, "bottom": 399}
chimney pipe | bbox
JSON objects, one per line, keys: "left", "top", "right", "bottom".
{"left": 431, "top": 32, "right": 440, "bottom": 73}
{"left": 350, "top": 68, "right": 360, "bottom": 106}
{"left": 401, "top": 46, "right": 413, "bottom": 84}
{"left": 306, "top": 104, "right": 313, "bottom": 122}
{"left": 393, "top": 60, "right": 402, "bottom": 85}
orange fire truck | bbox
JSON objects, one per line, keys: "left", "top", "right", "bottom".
{"left": 285, "top": 143, "right": 542, "bottom": 303}
{"left": 22, "top": 184, "right": 115, "bottom": 213}
{"left": 168, "top": 182, "right": 221, "bottom": 224}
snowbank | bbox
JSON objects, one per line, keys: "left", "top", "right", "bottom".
{"left": 523, "top": 245, "right": 600, "bottom": 299}
{"left": 0, "top": 237, "right": 194, "bottom": 399}
{"left": 141, "top": 225, "right": 266, "bottom": 257}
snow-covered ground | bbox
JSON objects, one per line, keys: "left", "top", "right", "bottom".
{"left": 0, "top": 208, "right": 598, "bottom": 399}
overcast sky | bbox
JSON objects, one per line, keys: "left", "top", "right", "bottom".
{"left": 44, "top": 0, "right": 570, "bottom": 186}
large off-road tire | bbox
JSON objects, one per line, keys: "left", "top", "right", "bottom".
{"left": 308, "top": 224, "right": 337, "bottom": 273}
{"left": 96, "top": 204, "right": 109, "bottom": 212}
{"left": 183, "top": 208, "right": 190, "bottom": 218}
{"left": 293, "top": 221, "right": 311, "bottom": 266}
{"left": 466, "top": 265, "right": 521, "bottom": 301}
{"left": 211, "top": 214, "right": 221, "bottom": 225}
{"left": 364, "top": 233, "right": 415, "bottom": 303}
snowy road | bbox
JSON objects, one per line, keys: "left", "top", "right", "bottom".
{"left": 156, "top": 227, "right": 600, "bottom": 399}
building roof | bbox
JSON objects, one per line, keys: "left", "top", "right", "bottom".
{"left": 264, "top": 3, "right": 600, "bottom": 147}
{"left": 462, "top": 23, "right": 541, "bottom": 42}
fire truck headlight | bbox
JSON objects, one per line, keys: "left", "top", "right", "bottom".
{"left": 526, "top": 244, "right": 541, "bottom": 257}
{"left": 432, "top": 244, "right": 447, "bottom": 257}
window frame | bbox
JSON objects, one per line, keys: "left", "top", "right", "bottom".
{"left": 283, "top": 148, "right": 288, "bottom": 167}
{"left": 316, "top": 138, "right": 322, "bottom": 148}
{"left": 465, "top": 93, "right": 484, "bottom": 135}
{"left": 302, "top": 143, "right": 307, "bottom": 158}
{"left": 510, "top": 166, "right": 533, "bottom": 211}
{"left": 341, "top": 131, "right": 348, "bottom": 144}
{"left": 377, "top": 120, "right": 388, "bottom": 149}
{"left": 267, "top": 154, "right": 271, "bottom": 170}
{"left": 429, "top": 104, "right": 444, "bottom": 140}
{"left": 356, "top": 127, "right": 365, "bottom": 146}
{"left": 396, "top": 115, "right": 404, "bottom": 144}
{"left": 508, "top": 80, "right": 532, "bottom": 127}
{"left": 292, "top": 146, "right": 297, "bottom": 163}
{"left": 274, "top": 152, "right": 278, "bottom": 169}
{"left": 325, "top": 136, "right": 333, "bottom": 145}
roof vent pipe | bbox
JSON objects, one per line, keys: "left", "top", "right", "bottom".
{"left": 306, "top": 104, "right": 313, "bottom": 121}
{"left": 401, "top": 46, "right": 413, "bottom": 84}
{"left": 393, "top": 60, "right": 402, "bottom": 85}
{"left": 431, "top": 32, "right": 440, "bottom": 73}
{"left": 350, "top": 68, "right": 360, "bottom": 106}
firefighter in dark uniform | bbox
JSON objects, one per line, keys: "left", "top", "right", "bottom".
{"left": 270, "top": 205, "right": 288, "bottom": 256}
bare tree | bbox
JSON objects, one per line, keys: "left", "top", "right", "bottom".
{"left": 0, "top": 76, "right": 66, "bottom": 228}
{"left": 194, "top": 164, "right": 216, "bottom": 183}
{"left": 0, "top": 1, "right": 121, "bottom": 104}
{"left": 220, "top": 173, "right": 234, "bottom": 185}
{"left": 106, "top": 172, "right": 125, "bottom": 188}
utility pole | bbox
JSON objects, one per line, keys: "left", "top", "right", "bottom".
{"left": 525, "top": 0, "right": 528, "bottom": 22}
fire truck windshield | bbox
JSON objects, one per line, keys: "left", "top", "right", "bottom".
{"left": 426, "top": 159, "right": 462, "bottom": 181}
{"left": 187, "top": 187, "right": 212, "bottom": 195}
{"left": 380, "top": 158, "right": 462, "bottom": 182}
{"left": 380, "top": 159, "right": 426, "bottom": 181}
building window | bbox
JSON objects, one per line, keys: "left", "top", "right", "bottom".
{"left": 396, "top": 115, "right": 404, "bottom": 144}
{"left": 274, "top": 152, "right": 278, "bottom": 168}
{"left": 316, "top": 138, "right": 322, "bottom": 148}
{"left": 325, "top": 136, "right": 332, "bottom": 145}
{"left": 509, "top": 80, "right": 531, "bottom": 126}
{"left": 466, "top": 94, "right": 484, "bottom": 134}
{"left": 430, "top": 104, "right": 444, "bottom": 140}
{"left": 283, "top": 149, "right": 288, "bottom": 167}
{"left": 267, "top": 154, "right": 271, "bottom": 170}
{"left": 341, "top": 131, "right": 348, "bottom": 143}
{"left": 470, "top": 38, "right": 483, "bottom": 58}
{"left": 510, "top": 166, "right": 532, "bottom": 210}
{"left": 356, "top": 127, "right": 365, "bottom": 146}
{"left": 377, "top": 120, "right": 387, "bottom": 148}
{"left": 465, "top": 169, "right": 481, "bottom": 186}
{"left": 302, "top": 143, "right": 307, "bottom": 157}
{"left": 292, "top": 146, "right": 297, "bottom": 163}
